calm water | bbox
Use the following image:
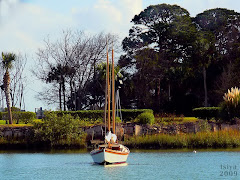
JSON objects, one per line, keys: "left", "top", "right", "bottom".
{"left": 0, "top": 149, "right": 240, "bottom": 180}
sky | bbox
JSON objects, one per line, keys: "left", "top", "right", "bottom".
{"left": 0, "top": 0, "right": 240, "bottom": 112}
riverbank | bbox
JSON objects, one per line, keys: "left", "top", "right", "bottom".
{"left": 1, "top": 112, "right": 240, "bottom": 150}
{"left": 1, "top": 127, "right": 240, "bottom": 150}
{"left": 124, "top": 129, "right": 240, "bottom": 149}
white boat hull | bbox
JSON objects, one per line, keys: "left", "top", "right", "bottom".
{"left": 90, "top": 145, "right": 130, "bottom": 164}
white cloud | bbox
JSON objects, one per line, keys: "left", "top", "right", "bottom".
{"left": 72, "top": 0, "right": 143, "bottom": 38}
{"left": 0, "top": 2, "right": 75, "bottom": 52}
{"left": 173, "top": 0, "right": 240, "bottom": 16}
{"left": 0, "top": 1, "right": 76, "bottom": 111}
{"left": 120, "top": 0, "right": 142, "bottom": 18}
{"left": 94, "top": 0, "right": 122, "bottom": 23}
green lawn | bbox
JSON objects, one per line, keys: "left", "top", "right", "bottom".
{"left": 0, "top": 120, "right": 6, "bottom": 125}
{"left": 0, "top": 120, "right": 33, "bottom": 127}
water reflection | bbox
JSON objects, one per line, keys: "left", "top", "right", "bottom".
{"left": 0, "top": 149, "right": 240, "bottom": 180}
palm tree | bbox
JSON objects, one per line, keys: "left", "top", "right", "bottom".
{"left": 1, "top": 52, "right": 16, "bottom": 124}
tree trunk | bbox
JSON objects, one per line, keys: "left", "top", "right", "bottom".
{"left": 59, "top": 83, "right": 62, "bottom": 111}
{"left": 0, "top": 90, "right": 4, "bottom": 109}
{"left": 93, "top": 59, "right": 96, "bottom": 110}
{"left": 70, "top": 79, "right": 73, "bottom": 110}
{"left": 11, "top": 90, "right": 14, "bottom": 107}
{"left": 168, "top": 82, "right": 171, "bottom": 101}
{"left": 75, "top": 86, "right": 77, "bottom": 111}
{"left": 62, "top": 78, "right": 66, "bottom": 111}
{"left": 203, "top": 66, "right": 208, "bottom": 107}
{"left": 155, "top": 78, "right": 161, "bottom": 112}
{"left": 3, "top": 71, "right": 13, "bottom": 124}
{"left": 19, "top": 84, "right": 24, "bottom": 110}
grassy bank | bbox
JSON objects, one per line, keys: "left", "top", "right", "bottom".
{"left": 154, "top": 116, "right": 198, "bottom": 125}
{"left": 0, "top": 120, "right": 34, "bottom": 127}
{"left": 124, "top": 130, "right": 240, "bottom": 149}
{"left": 1, "top": 113, "right": 240, "bottom": 150}
{"left": 1, "top": 129, "right": 240, "bottom": 150}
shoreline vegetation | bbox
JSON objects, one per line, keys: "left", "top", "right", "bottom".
{"left": 0, "top": 110, "right": 240, "bottom": 150}
{"left": 1, "top": 130, "right": 240, "bottom": 151}
{"left": 124, "top": 130, "right": 240, "bottom": 149}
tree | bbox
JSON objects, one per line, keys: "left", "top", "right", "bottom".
{"left": 68, "top": 62, "right": 122, "bottom": 110}
{"left": 10, "top": 53, "right": 27, "bottom": 109}
{"left": 194, "top": 8, "right": 240, "bottom": 59}
{"left": 134, "top": 48, "right": 165, "bottom": 110}
{"left": 120, "top": 4, "right": 197, "bottom": 111}
{"left": 194, "top": 8, "right": 240, "bottom": 105}
{"left": 1, "top": 52, "right": 16, "bottom": 124}
{"left": 121, "top": 4, "right": 196, "bottom": 63}
{"left": 191, "top": 31, "right": 216, "bottom": 107}
{"left": 34, "top": 30, "right": 119, "bottom": 110}
{"left": 0, "top": 65, "right": 4, "bottom": 111}
{"left": 0, "top": 53, "right": 26, "bottom": 111}
{"left": 46, "top": 64, "right": 75, "bottom": 111}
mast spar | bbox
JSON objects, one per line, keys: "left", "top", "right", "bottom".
{"left": 112, "top": 44, "right": 115, "bottom": 134}
{"left": 106, "top": 42, "right": 111, "bottom": 132}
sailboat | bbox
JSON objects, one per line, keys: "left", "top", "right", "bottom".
{"left": 90, "top": 44, "right": 130, "bottom": 165}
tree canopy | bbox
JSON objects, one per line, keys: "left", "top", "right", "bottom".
{"left": 119, "top": 5, "right": 240, "bottom": 114}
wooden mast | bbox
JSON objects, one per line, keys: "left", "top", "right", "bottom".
{"left": 112, "top": 45, "right": 115, "bottom": 134}
{"left": 104, "top": 43, "right": 107, "bottom": 135}
{"left": 107, "top": 44, "right": 111, "bottom": 132}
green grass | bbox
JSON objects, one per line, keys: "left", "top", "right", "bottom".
{"left": 0, "top": 120, "right": 5, "bottom": 125}
{"left": 0, "top": 120, "right": 33, "bottom": 127}
{"left": 124, "top": 130, "right": 240, "bottom": 149}
{"left": 154, "top": 116, "right": 198, "bottom": 125}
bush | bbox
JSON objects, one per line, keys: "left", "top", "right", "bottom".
{"left": 52, "top": 109, "right": 153, "bottom": 122}
{"left": 33, "top": 112, "right": 86, "bottom": 147}
{"left": 54, "top": 110, "right": 103, "bottom": 120}
{"left": 121, "top": 109, "right": 153, "bottom": 121}
{"left": 220, "top": 87, "right": 240, "bottom": 121}
{"left": 115, "top": 116, "right": 122, "bottom": 123}
{"left": 1, "top": 111, "right": 36, "bottom": 124}
{"left": 0, "top": 112, "right": 2, "bottom": 120}
{"left": 135, "top": 112, "right": 155, "bottom": 125}
{"left": 4, "top": 107, "right": 21, "bottom": 112}
{"left": 192, "top": 107, "right": 220, "bottom": 120}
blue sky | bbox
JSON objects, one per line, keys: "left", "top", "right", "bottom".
{"left": 0, "top": 0, "right": 240, "bottom": 111}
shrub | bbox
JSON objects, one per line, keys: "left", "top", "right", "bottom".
{"left": 33, "top": 112, "right": 86, "bottom": 147}
{"left": 115, "top": 116, "right": 122, "bottom": 123}
{"left": 4, "top": 107, "right": 21, "bottom": 112}
{"left": 192, "top": 107, "right": 220, "bottom": 120}
{"left": 220, "top": 87, "right": 240, "bottom": 121}
{"left": 135, "top": 112, "right": 155, "bottom": 125}
{"left": 1, "top": 111, "right": 36, "bottom": 124}
{"left": 32, "top": 119, "right": 43, "bottom": 125}
{"left": 54, "top": 110, "right": 103, "bottom": 120}
{"left": 0, "top": 112, "right": 2, "bottom": 120}
{"left": 52, "top": 109, "right": 153, "bottom": 122}
{"left": 121, "top": 109, "right": 153, "bottom": 121}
